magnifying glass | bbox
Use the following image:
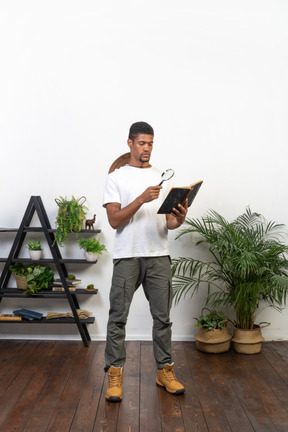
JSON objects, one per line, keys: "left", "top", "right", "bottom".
{"left": 159, "top": 169, "right": 175, "bottom": 185}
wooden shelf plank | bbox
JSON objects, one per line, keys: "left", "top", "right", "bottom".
{"left": 0, "top": 288, "right": 98, "bottom": 298}
{"left": 0, "top": 317, "right": 95, "bottom": 324}
{"left": 11, "top": 258, "right": 98, "bottom": 264}
{"left": 1, "top": 228, "right": 101, "bottom": 233}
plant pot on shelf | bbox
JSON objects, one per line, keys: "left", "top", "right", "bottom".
{"left": 29, "top": 250, "right": 42, "bottom": 260}
{"left": 15, "top": 275, "right": 27, "bottom": 290}
{"left": 194, "top": 326, "right": 232, "bottom": 353}
{"left": 232, "top": 324, "right": 269, "bottom": 354}
{"left": 85, "top": 252, "right": 98, "bottom": 262}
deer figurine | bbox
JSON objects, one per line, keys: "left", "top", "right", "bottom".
{"left": 85, "top": 214, "right": 96, "bottom": 230}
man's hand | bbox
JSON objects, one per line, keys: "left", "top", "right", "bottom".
{"left": 139, "top": 186, "right": 162, "bottom": 204}
{"left": 166, "top": 199, "right": 188, "bottom": 230}
{"left": 106, "top": 185, "right": 162, "bottom": 229}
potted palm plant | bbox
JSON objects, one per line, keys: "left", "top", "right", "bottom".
{"left": 172, "top": 207, "right": 288, "bottom": 354}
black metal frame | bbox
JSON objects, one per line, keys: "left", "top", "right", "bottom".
{"left": 0, "top": 196, "right": 100, "bottom": 347}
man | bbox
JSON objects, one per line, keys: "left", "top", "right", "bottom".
{"left": 103, "top": 121, "right": 188, "bottom": 402}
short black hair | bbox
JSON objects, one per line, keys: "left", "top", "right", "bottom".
{"left": 128, "top": 121, "right": 154, "bottom": 140}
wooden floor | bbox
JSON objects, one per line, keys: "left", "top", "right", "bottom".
{"left": 0, "top": 340, "right": 288, "bottom": 432}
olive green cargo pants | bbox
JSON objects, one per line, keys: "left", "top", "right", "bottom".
{"left": 105, "top": 256, "right": 173, "bottom": 370}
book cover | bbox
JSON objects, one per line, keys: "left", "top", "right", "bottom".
{"left": 55, "top": 278, "right": 81, "bottom": 285}
{"left": 0, "top": 314, "right": 22, "bottom": 321}
{"left": 13, "top": 309, "right": 43, "bottom": 320}
{"left": 158, "top": 180, "right": 203, "bottom": 214}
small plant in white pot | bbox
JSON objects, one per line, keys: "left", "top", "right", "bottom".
{"left": 78, "top": 238, "right": 106, "bottom": 262}
{"left": 26, "top": 240, "right": 42, "bottom": 260}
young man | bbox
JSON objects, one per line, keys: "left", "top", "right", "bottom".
{"left": 103, "top": 121, "right": 188, "bottom": 402}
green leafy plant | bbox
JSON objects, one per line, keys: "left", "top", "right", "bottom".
{"left": 78, "top": 238, "right": 106, "bottom": 254}
{"left": 26, "top": 240, "right": 42, "bottom": 251}
{"left": 86, "top": 284, "right": 95, "bottom": 290}
{"left": 9, "top": 263, "right": 28, "bottom": 277}
{"left": 68, "top": 274, "right": 76, "bottom": 280}
{"left": 194, "top": 309, "right": 228, "bottom": 331}
{"left": 54, "top": 196, "right": 88, "bottom": 246}
{"left": 25, "top": 265, "right": 55, "bottom": 296}
{"left": 9, "top": 263, "right": 54, "bottom": 296}
{"left": 172, "top": 207, "right": 288, "bottom": 330}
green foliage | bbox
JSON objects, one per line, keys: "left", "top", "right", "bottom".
{"left": 54, "top": 196, "right": 88, "bottom": 246}
{"left": 25, "top": 266, "right": 55, "bottom": 296}
{"left": 68, "top": 274, "right": 76, "bottom": 280}
{"left": 194, "top": 309, "right": 228, "bottom": 330}
{"left": 26, "top": 240, "right": 42, "bottom": 251}
{"left": 78, "top": 237, "right": 106, "bottom": 254}
{"left": 10, "top": 263, "right": 28, "bottom": 276}
{"left": 86, "top": 284, "right": 95, "bottom": 290}
{"left": 172, "top": 207, "right": 288, "bottom": 329}
{"left": 10, "top": 263, "right": 54, "bottom": 297}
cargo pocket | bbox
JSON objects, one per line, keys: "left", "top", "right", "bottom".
{"left": 109, "top": 277, "right": 126, "bottom": 323}
{"left": 167, "top": 278, "right": 172, "bottom": 311}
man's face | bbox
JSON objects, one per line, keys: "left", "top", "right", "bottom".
{"left": 128, "top": 133, "right": 154, "bottom": 165}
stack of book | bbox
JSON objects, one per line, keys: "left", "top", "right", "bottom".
{"left": 52, "top": 278, "right": 81, "bottom": 292}
{"left": 2, "top": 309, "right": 44, "bottom": 321}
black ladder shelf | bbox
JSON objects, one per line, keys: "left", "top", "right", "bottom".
{"left": 0, "top": 196, "right": 100, "bottom": 347}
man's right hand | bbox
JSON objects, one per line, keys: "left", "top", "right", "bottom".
{"left": 139, "top": 186, "right": 162, "bottom": 204}
{"left": 106, "top": 185, "right": 162, "bottom": 230}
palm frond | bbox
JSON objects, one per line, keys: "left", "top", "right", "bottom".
{"left": 172, "top": 207, "right": 288, "bottom": 328}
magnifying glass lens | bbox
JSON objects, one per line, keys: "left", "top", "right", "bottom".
{"left": 159, "top": 169, "right": 174, "bottom": 185}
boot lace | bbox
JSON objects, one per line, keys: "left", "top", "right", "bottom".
{"left": 164, "top": 368, "right": 178, "bottom": 382}
{"left": 108, "top": 371, "right": 122, "bottom": 388}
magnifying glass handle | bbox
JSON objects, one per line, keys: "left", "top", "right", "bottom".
{"left": 159, "top": 180, "right": 164, "bottom": 186}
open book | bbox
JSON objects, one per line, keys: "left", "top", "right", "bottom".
{"left": 158, "top": 180, "right": 203, "bottom": 214}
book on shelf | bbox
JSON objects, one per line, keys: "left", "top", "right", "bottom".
{"left": 158, "top": 180, "right": 203, "bottom": 214}
{"left": 0, "top": 314, "right": 22, "bottom": 321}
{"left": 54, "top": 278, "right": 81, "bottom": 285}
{"left": 52, "top": 286, "right": 77, "bottom": 292}
{"left": 13, "top": 309, "right": 43, "bottom": 320}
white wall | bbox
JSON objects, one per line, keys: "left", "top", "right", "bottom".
{"left": 0, "top": 0, "right": 288, "bottom": 341}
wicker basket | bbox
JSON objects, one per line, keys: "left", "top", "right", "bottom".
{"left": 195, "top": 327, "right": 232, "bottom": 353}
{"left": 232, "top": 325, "right": 265, "bottom": 354}
{"left": 15, "top": 275, "right": 27, "bottom": 290}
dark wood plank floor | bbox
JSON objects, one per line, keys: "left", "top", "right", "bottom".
{"left": 0, "top": 340, "right": 288, "bottom": 432}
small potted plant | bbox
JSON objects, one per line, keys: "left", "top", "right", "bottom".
{"left": 26, "top": 240, "right": 42, "bottom": 260}
{"left": 9, "top": 263, "right": 54, "bottom": 296}
{"left": 9, "top": 263, "right": 29, "bottom": 290}
{"left": 194, "top": 309, "right": 232, "bottom": 353}
{"left": 78, "top": 237, "right": 106, "bottom": 262}
{"left": 54, "top": 196, "right": 88, "bottom": 246}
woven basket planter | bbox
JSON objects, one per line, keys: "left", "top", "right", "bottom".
{"left": 194, "top": 326, "right": 232, "bottom": 353}
{"left": 15, "top": 275, "right": 27, "bottom": 290}
{"left": 232, "top": 325, "right": 266, "bottom": 354}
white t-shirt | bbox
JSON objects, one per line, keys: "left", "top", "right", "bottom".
{"left": 103, "top": 165, "right": 172, "bottom": 259}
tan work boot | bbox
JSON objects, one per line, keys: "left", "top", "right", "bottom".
{"left": 105, "top": 366, "right": 123, "bottom": 402}
{"left": 156, "top": 363, "right": 185, "bottom": 395}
